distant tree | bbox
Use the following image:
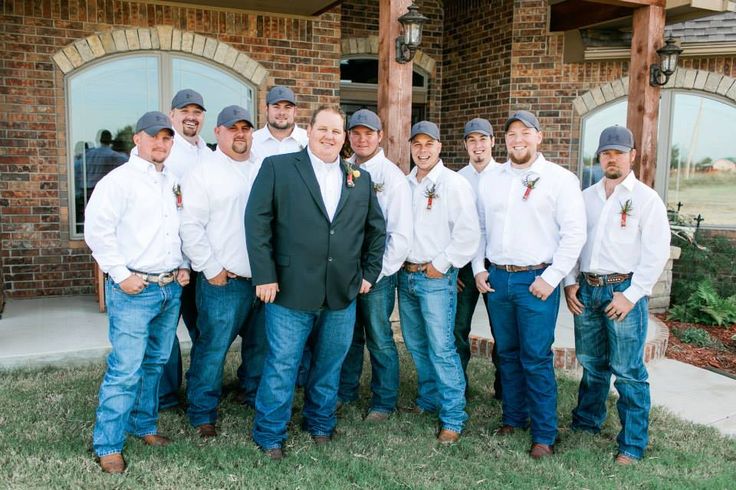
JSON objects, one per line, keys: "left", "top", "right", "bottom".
{"left": 113, "top": 125, "right": 134, "bottom": 155}
{"left": 670, "top": 144, "right": 681, "bottom": 169}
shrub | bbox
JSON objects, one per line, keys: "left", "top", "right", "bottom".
{"left": 670, "top": 234, "right": 736, "bottom": 306}
{"left": 669, "top": 280, "right": 736, "bottom": 327}
{"left": 672, "top": 327, "right": 723, "bottom": 349}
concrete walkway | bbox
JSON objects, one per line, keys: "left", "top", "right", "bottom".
{"left": 1, "top": 295, "right": 734, "bottom": 437}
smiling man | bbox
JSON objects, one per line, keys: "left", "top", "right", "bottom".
{"left": 85, "top": 111, "right": 190, "bottom": 473}
{"left": 472, "top": 110, "right": 586, "bottom": 459}
{"left": 400, "top": 121, "right": 480, "bottom": 444}
{"left": 563, "top": 125, "right": 670, "bottom": 465}
{"left": 246, "top": 105, "right": 385, "bottom": 460}
{"left": 179, "top": 105, "right": 263, "bottom": 438}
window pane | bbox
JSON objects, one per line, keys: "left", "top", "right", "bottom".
{"left": 172, "top": 57, "right": 254, "bottom": 146}
{"left": 69, "top": 56, "right": 159, "bottom": 234}
{"left": 579, "top": 100, "right": 627, "bottom": 189}
{"left": 668, "top": 93, "right": 736, "bottom": 227}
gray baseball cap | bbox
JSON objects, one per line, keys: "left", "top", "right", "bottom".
{"left": 135, "top": 111, "right": 174, "bottom": 137}
{"left": 171, "top": 89, "right": 206, "bottom": 111}
{"left": 503, "top": 110, "right": 540, "bottom": 132}
{"left": 348, "top": 109, "right": 382, "bottom": 131}
{"left": 266, "top": 86, "right": 297, "bottom": 105}
{"left": 409, "top": 121, "right": 440, "bottom": 141}
{"left": 464, "top": 118, "right": 494, "bottom": 138}
{"left": 596, "top": 125, "right": 635, "bottom": 155}
{"left": 216, "top": 105, "right": 254, "bottom": 128}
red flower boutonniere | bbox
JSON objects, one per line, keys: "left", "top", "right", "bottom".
{"left": 173, "top": 184, "right": 182, "bottom": 209}
{"left": 345, "top": 163, "right": 361, "bottom": 188}
{"left": 619, "top": 199, "right": 633, "bottom": 228}
{"left": 424, "top": 183, "right": 438, "bottom": 210}
{"left": 522, "top": 175, "right": 540, "bottom": 201}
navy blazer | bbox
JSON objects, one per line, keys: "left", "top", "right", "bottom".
{"left": 245, "top": 149, "right": 386, "bottom": 311}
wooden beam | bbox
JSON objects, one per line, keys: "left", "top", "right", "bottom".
{"left": 586, "top": 0, "right": 664, "bottom": 7}
{"left": 377, "top": 0, "right": 412, "bottom": 174}
{"left": 626, "top": 4, "right": 666, "bottom": 187}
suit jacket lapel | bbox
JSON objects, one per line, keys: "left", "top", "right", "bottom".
{"left": 333, "top": 158, "right": 351, "bottom": 220}
{"left": 293, "top": 149, "right": 330, "bottom": 220}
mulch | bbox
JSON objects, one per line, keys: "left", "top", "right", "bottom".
{"left": 656, "top": 314, "right": 736, "bottom": 378}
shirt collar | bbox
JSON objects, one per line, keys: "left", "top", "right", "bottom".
{"left": 129, "top": 153, "right": 167, "bottom": 175}
{"left": 409, "top": 159, "right": 445, "bottom": 185}
{"left": 174, "top": 130, "right": 207, "bottom": 150}
{"left": 351, "top": 148, "right": 385, "bottom": 170}
{"left": 465, "top": 159, "right": 496, "bottom": 175}
{"left": 261, "top": 124, "right": 300, "bottom": 142}
{"left": 307, "top": 146, "right": 340, "bottom": 171}
{"left": 501, "top": 153, "right": 546, "bottom": 176}
{"left": 595, "top": 169, "right": 638, "bottom": 200}
{"left": 215, "top": 147, "right": 258, "bottom": 166}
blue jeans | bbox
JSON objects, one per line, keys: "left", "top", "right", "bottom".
{"left": 338, "top": 274, "right": 399, "bottom": 413}
{"left": 252, "top": 301, "right": 356, "bottom": 450}
{"left": 236, "top": 301, "right": 267, "bottom": 407}
{"left": 398, "top": 268, "right": 467, "bottom": 433}
{"left": 486, "top": 267, "right": 559, "bottom": 446}
{"left": 159, "top": 273, "right": 198, "bottom": 409}
{"left": 187, "top": 275, "right": 256, "bottom": 427}
{"left": 571, "top": 277, "right": 650, "bottom": 460}
{"left": 93, "top": 278, "right": 182, "bottom": 457}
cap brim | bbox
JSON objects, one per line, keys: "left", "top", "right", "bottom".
{"left": 465, "top": 130, "right": 492, "bottom": 138}
{"left": 597, "top": 144, "right": 633, "bottom": 155}
{"left": 409, "top": 132, "right": 440, "bottom": 141}
{"left": 220, "top": 118, "right": 254, "bottom": 128}
{"left": 268, "top": 98, "right": 296, "bottom": 105}
{"left": 141, "top": 126, "right": 174, "bottom": 137}
{"left": 504, "top": 118, "right": 538, "bottom": 132}
{"left": 349, "top": 123, "right": 381, "bottom": 131}
{"left": 174, "top": 103, "right": 206, "bottom": 111}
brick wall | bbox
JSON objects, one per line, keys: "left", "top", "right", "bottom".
{"left": 0, "top": 0, "right": 341, "bottom": 297}
{"left": 340, "top": 0, "right": 444, "bottom": 123}
{"left": 441, "top": 0, "right": 514, "bottom": 169}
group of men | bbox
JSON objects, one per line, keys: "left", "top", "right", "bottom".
{"left": 85, "top": 84, "right": 670, "bottom": 474}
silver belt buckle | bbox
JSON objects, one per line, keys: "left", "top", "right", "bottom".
{"left": 156, "top": 272, "right": 173, "bottom": 286}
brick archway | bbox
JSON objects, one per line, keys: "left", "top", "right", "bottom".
{"left": 573, "top": 68, "right": 736, "bottom": 116}
{"left": 52, "top": 26, "right": 269, "bottom": 86}
{"left": 340, "top": 35, "right": 436, "bottom": 75}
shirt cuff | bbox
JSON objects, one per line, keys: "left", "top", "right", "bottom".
{"left": 471, "top": 258, "right": 486, "bottom": 276}
{"left": 540, "top": 268, "right": 564, "bottom": 289}
{"left": 202, "top": 259, "right": 224, "bottom": 280}
{"left": 431, "top": 254, "right": 451, "bottom": 274}
{"left": 109, "top": 265, "right": 131, "bottom": 284}
{"left": 562, "top": 272, "right": 579, "bottom": 287}
{"left": 622, "top": 285, "right": 646, "bottom": 305}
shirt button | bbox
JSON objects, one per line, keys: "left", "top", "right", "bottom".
{"left": 328, "top": 257, "right": 333, "bottom": 262}
{"left": 330, "top": 230, "right": 335, "bottom": 235}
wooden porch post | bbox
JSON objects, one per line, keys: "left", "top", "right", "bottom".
{"left": 626, "top": 4, "right": 666, "bottom": 188}
{"left": 377, "top": 0, "right": 412, "bottom": 174}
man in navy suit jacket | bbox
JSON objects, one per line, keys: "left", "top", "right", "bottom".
{"left": 246, "top": 104, "right": 385, "bottom": 459}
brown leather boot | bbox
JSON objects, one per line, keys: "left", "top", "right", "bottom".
{"left": 98, "top": 453, "right": 126, "bottom": 474}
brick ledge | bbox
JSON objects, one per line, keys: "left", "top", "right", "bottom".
{"left": 469, "top": 315, "right": 670, "bottom": 370}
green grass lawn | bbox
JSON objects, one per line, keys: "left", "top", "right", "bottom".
{"left": 1, "top": 349, "right": 735, "bottom": 489}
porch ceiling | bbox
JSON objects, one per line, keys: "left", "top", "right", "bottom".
{"left": 548, "top": 0, "right": 736, "bottom": 31}
{"left": 166, "top": 0, "right": 341, "bottom": 17}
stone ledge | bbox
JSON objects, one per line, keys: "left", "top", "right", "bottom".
{"left": 469, "top": 314, "right": 670, "bottom": 370}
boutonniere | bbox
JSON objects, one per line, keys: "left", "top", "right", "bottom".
{"left": 373, "top": 182, "right": 385, "bottom": 193}
{"left": 619, "top": 199, "right": 633, "bottom": 228}
{"left": 424, "top": 183, "right": 438, "bottom": 210}
{"left": 172, "top": 184, "right": 182, "bottom": 208}
{"left": 522, "top": 174, "right": 540, "bottom": 201}
{"left": 345, "top": 162, "right": 361, "bottom": 188}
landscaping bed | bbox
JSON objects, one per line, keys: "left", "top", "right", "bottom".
{"left": 659, "top": 313, "right": 736, "bottom": 378}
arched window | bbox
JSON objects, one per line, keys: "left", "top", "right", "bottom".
{"left": 578, "top": 91, "right": 736, "bottom": 228}
{"left": 67, "top": 53, "right": 256, "bottom": 236}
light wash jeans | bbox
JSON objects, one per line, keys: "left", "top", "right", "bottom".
{"left": 93, "top": 278, "right": 181, "bottom": 457}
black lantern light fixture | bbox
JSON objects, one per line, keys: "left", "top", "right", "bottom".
{"left": 649, "top": 36, "right": 683, "bottom": 87}
{"left": 396, "top": 2, "right": 429, "bottom": 64}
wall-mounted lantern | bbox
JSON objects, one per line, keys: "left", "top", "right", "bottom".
{"left": 649, "top": 36, "right": 683, "bottom": 87}
{"left": 396, "top": 2, "right": 429, "bottom": 64}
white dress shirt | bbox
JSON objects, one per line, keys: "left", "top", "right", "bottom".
{"left": 563, "top": 171, "right": 670, "bottom": 304}
{"left": 179, "top": 148, "right": 262, "bottom": 279}
{"left": 307, "top": 147, "right": 343, "bottom": 222}
{"left": 130, "top": 131, "right": 211, "bottom": 181}
{"left": 252, "top": 125, "right": 308, "bottom": 158}
{"left": 406, "top": 160, "right": 480, "bottom": 273}
{"left": 349, "top": 149, "right": 413, "bottom": 281}
{"left": 457, "top": 159, "right": 497, "bottom": 197}
{"left": 84, "top": 154, "right": 186, "bottom": 283}
{"left": 472, "top": 154, "right": 586, "bottom": 288}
